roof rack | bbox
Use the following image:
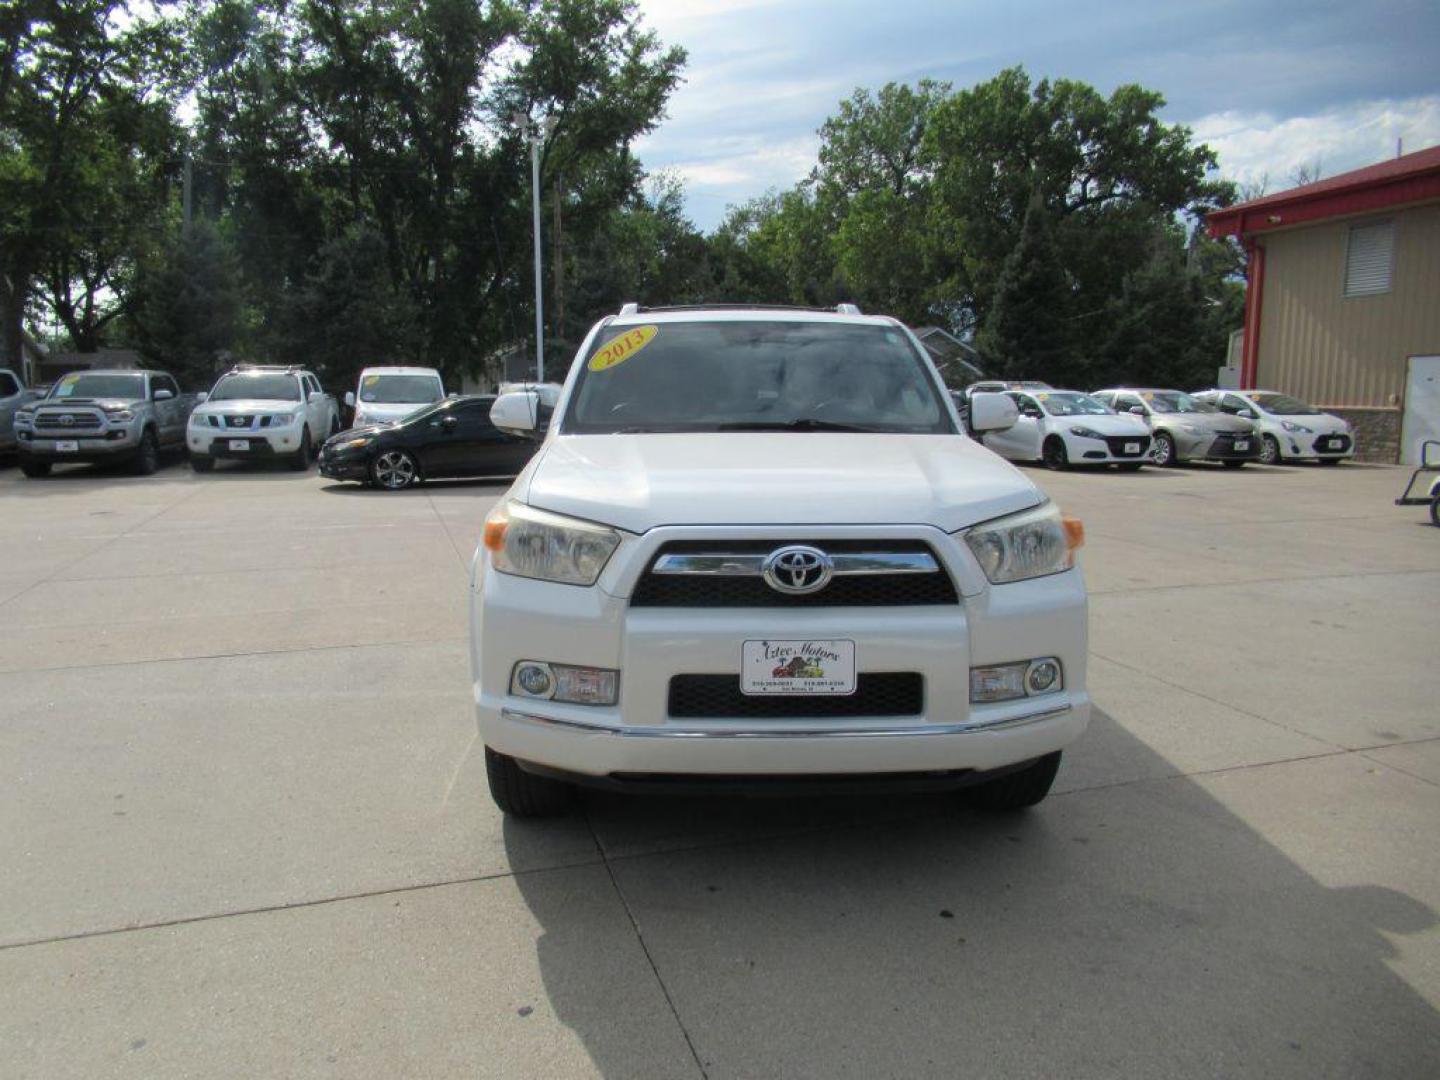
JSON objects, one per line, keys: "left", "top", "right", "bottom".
{"left": 616, "top": 302, "right": 865, "bottom": 316}
{"left": 231, "top": 364, "right": 304, "bottom": 374}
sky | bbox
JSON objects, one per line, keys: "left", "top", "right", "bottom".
{"left": 631, "top": 0, "right": 1440, "bottom": 232}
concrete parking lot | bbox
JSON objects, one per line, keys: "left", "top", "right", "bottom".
{"left": 2, "top": 455, "right": 1438, "bottom": 1078}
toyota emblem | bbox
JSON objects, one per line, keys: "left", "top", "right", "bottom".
{"left": 761, "top": 545, "right": 834, "bottom": 595}
{"left": 59, "top": 413, "right": 75, "bottom": 426}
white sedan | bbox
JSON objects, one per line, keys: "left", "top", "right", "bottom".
{"left": 1193, "top": 390, "right": 1354, "bottom": 465}
{"left": 982, "top": 390, "right": 1153, "bottom": 470}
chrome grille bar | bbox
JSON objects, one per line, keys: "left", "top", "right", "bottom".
{"left": 651, "top": 551, "right": 939, "bottom": 576}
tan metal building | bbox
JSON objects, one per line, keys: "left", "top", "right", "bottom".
{"left": 1207, "top": 147, "right": 1440, "bottom": 462}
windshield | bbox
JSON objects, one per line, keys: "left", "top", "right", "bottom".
{"left": 50, "top": 373, "right": 145, "bottom": 400}
{"left": 1250, "top": 392, "right": 1317, "bottom": 415}
{"left": 565, "top": 321, "right": 953, "bottom": 434}
{"left": 1039, "top": 392, "right": 1110, "bottom": 417}
{"left": 359, "top": 374, "right": 443, "bottom": 404}
{"left": 1143, "top": 391, "right": 1205, "bottom": 414}
{"left": 209, "top": 373, "right": 302, "bottom": 402}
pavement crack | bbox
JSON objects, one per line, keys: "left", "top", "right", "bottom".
{"left": 584, "top": 806, "right": 710, "bottom": 1080}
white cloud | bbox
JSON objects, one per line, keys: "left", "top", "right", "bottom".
{"left": 1190, "top": 95, "right": 1440, "bottom": 191}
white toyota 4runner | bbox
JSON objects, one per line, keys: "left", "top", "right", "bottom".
{"left": 471, "top": 306, "right": 1089, "bottom": 817}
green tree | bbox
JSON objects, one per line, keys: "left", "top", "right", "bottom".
{"left": 974, "top": 192, "right": 1072, "bottom": 381}
{"left": 129, "top": 219, "right": 242, "bottom": 388}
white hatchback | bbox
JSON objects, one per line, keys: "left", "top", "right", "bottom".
{"left": 983, "top": 389, "right": 1152, "bottom": 470}
{"left": 469, "top": 306, "right": 1091, "bottom": 818}
{"left": 1193, "top": 390, "right": 1355, "bottom": 465}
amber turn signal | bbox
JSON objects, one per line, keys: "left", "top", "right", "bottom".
{"left": 1062, "top": 516, "right": 1085, "bottom": 551}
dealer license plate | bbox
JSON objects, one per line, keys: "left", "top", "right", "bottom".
{"left": 1124, "top": 441, "right": 1140, "bottom": 454}
{"left": 1324, "top": 437, "right": 1341, "bottom": 449}
{"left": 1234, "top": 439, "right": 1250, "bottom": 451}
{"left": 55, "top": 440, "right": 79, "bottom": 453}
{"left": 228, "top": 439, "right": 250, "bottom": 451}
{"left": 741, "top": 639, "right": 856, "bottom": 696}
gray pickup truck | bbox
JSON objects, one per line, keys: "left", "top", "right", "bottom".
{"left": 1, "top": 367, "right": 45, "bottom": 455}
{"left": 14, "top": 368, "right": 202, "bottom": 477}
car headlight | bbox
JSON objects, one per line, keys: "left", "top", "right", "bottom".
{"left": 189, "top": 412, "right": 209, "bottom": 427}
{"left": 1281, "top": 420, "right": 1313, "bottom": 433}
{"left": 1069, "top": 426, "right": 1104, "bottom": 440}
{"left": 269, "top": 412, "right": 299, "bottom": 426}
{"left": 105, "top": 409, "right": 135, "bottom": 423}
{"left": 338, "top": 436, "right": 373, "bottom": 451}
{"left": 962, "top": 502, "right": 1083, "bottom": 585}
{"left": 15, "top": 409, "right": 34, "bottom": 426}
{"left": 483, "top": 502, "right": 621, "bottom": 586}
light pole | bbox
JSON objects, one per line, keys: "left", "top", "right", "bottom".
{"left": 515, "top": 112, "right": 555, "bottom": 383}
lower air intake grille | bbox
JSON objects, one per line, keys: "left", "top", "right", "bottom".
{"left": 668, "top": 673, "right": 923, "bottom": 718}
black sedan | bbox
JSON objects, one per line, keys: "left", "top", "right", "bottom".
{"left": 318, "top": 395, "right": 537, "bottom": 490}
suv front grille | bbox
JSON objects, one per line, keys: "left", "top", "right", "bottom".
{"left": 668, "top": 673, "right": 924, "bottom": 718}
{"left": 35, "top": 411, "right": 103, "bottom": 430}
{"left": 631, "top": 540, "right": 959, "bottom": 608}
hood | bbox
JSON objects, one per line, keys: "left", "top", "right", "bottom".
{"left": 353, "top": 402, "right": 429, "bottom": 424}
{"left": 523, "top": 433, "right": 1044, "bottom": 534}
{"left": 1154, "top": 412, "right": 1252, "bottom": 435}
{"left": 325, "top": 423, "right": 391, "bottom": 446}
{"left": 196, "top": 398, "right": 301, "bottom": 414}
{"left": 1285, "top": 412, "right": 1350, "bottom": 434}
{"left": 1061, "top": 413, "right": 1150, "bottom": 435}
{"left": 36, "top": 396, "right": 141, "bottom": 409}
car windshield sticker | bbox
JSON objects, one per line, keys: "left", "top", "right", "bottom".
{"left": 1035, "top": 392, "right": 1049, "bottom": 400}
{"left": 55, "top": 374, "right": 80, "bottom": 397}
{"left": 588, "top": 325, "right": 658, "bottom": 372}
{"left": 363, "top": 375, "right": 379, "bottom": 386}
{"left": 1141, "top": 392, "right": 1154, "bottom": 401}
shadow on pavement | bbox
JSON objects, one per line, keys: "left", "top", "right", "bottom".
{"left": 504, "top": 708, "right": 1439, "bottom": 1078}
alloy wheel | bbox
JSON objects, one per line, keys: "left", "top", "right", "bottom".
{"left": 373, "top": 449, "right": 417, "bottom": 490}
{"left": 1259, "top": 435, "right": 1280, "bottom": 465}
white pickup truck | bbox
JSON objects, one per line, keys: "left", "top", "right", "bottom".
{"left": 470, "top": 305, "right": 1090, "bottom": 818}
{"left": 187, "top": 365, "right": 340, "bottom": 471}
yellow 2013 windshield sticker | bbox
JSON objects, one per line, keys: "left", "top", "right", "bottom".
{"left": 588, "top": 325, "right": 658, "bottom": 372}
{"left": 362, "top": 375, "right": 379, "bottom": 386}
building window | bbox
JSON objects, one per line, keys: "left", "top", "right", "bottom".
{"left": 1344, "top": 220, "right": 1394, "bottom": 297}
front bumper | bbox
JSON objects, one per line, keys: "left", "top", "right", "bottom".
{"left": 17, "top": 428, "right": 139, "bottom": 462}
{"left": 1286, "top": 431, "right": 1354, "bottom": 460}
{"left": 471, "top": 525, "right": 1089, "bottom": 780}
{"left": 187, "top": 431, "right": 300, "bottom": 458}
{"left": 1169, "top": 426, "right": 1260, "bottom": 462}
{"left": 318, "top": 448, "right": 370, "bottom": 480}
{"left": 1063, "top": 431, "right": 1151, "bottom": 464}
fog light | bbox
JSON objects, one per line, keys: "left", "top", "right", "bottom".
{"left": 511, "top": 661, "right": 619, "bottom": 705}
{"left": 1027, "top": 659, "right": 1061, "bottom": 694}
{"left": 970, "top": 658, "right": 1063, "bottom": 703}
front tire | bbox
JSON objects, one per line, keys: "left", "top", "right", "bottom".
{"left": 965, "top": 752, "right": 1062, "bottom": 811}
{"left": 1041, "top": 436, "right": 1069, "bottom": 470}
{"left": 132, "top": 429, "right": 159, "bottom": 476}
{"left": 1223, "top": 459, "right": 1247, "bottom": 469}
{"left": 288, "top": 428, "right": 312, "bottom": 471}
{"left": 1259, "top": 434, "right": 1281, "bottom": 465}
{"left": 20, "top": 459, "right": 51, "bottom": 478}
{"left": 1116, "top": 462, "right": 1144, "bottom": 472}
{"left": 371, "top": 448, "right": 418, "bottom": 490}
{"left": 190, "top": 454, "right": 215, "bottom": 473}
{"left": 1151, "top": 431, "right": 1176, "bottom": 467}
{"left": 485, "top": 748, "right": 574, "bottom": 818}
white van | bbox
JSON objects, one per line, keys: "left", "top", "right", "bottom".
{"left": 345, "top": 366, "right": 446, "bottom": 428}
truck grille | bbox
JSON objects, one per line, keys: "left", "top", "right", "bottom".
{"left": 631, "top": 540, "right": 958, "bottom": 608}
{"left": 668, "top": 673, "right": 924, "bottom": 718}
{"left": 34, "top": 410, "right": 103, "bottom": 430}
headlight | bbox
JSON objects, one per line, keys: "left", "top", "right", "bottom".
{"left": 1069, "top": 426, "right": 1104, "bottom": 440}
{"left": 269, "top": 412, "right": 298, "bottom": 427}
{"left": 15, "top": 409, "right": 34, "bottom": 425}
{"left": 1281, "top": 420, "right": 1313, "bottom": 433}
{"left": 483, "top": 502, "right": 621, "bottom": 586}
{"left": 189, "top": 412, "right": 208, "bottom": 427}
{"left": 963, "top": 502, "right": 1083, "bottom": 585}
{"left": 105, "top": 409, "right": 135, "bottom": 422}
{"left": 339, "top": 436, "right": 373, "bottom": 451}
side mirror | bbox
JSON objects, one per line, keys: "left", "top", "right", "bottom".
{"left": 153, "top": 388, "right": 174, "bottom": 401}
{"left": 1128, "top": 405, "right": 1147, "bottom": 417}
{"left": 308, "top": 390, "right": 325, "bottom": 404}
{"left": 344, "top": 391, "right": 355, "bottom": 408}
{"left": 195, "top": 391, "right": 208, "bottom": 403}
{"left": 969, "top": 391, "right": 1019, "bottom": 433}
{"left": 490, "top": 391, "right": 540, "bottom": 435}
{"left": 447, "top": 392, "right": 459, "bottom": 399}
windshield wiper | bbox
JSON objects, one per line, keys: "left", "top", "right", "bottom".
{"left": 716, "top": 419, "right": 884, "bottom": 433}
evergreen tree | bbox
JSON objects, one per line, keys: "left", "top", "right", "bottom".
{"left": 975, "top": 193, "right": 1072, "bottom": 382}
{"left": 130, "top": 221, "right": 241, "bottom": 389}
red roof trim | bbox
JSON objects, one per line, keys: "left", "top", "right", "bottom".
{"left": 1207, "top": 145, "right": 1440, "bottom": 239}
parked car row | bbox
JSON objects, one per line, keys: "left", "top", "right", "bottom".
{"left": 10, "top": 361, "right": 542, "bottom": 488}
{"left": 970, "top": 384, "right": 1354, "bottom": 470}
